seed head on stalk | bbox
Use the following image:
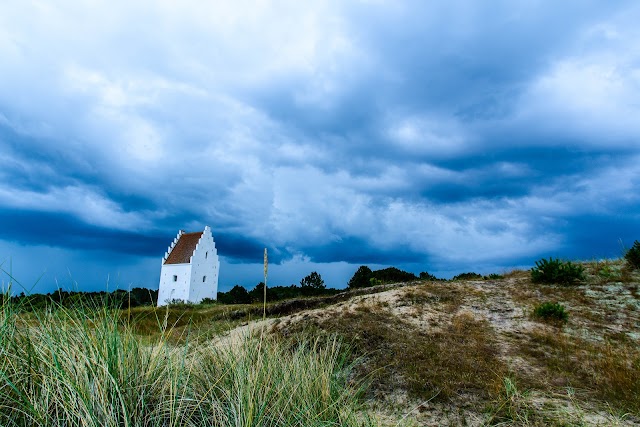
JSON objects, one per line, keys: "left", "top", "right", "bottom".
{"left": 263, "top": 248, "right": 268, "bottom": 320}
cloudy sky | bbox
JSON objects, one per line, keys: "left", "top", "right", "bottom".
{"left": 1, "top": 1, "right": 639, "bottom": 294}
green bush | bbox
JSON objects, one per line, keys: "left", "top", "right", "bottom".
{"left": 533, "top": 301, "right": 568, "bottom": 323}
{"left": 625, "top": 240, "right": 640, "bottom": 270}
{"left": 530, "top": 258, "right": 585, "bottom": 285}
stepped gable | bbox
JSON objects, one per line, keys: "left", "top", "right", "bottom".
{"left": 164, "top": 231, "right": 203, "bottom": 264}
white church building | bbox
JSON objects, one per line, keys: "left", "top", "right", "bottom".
{"left": 157, "top": 226, "right": 220, "bottom": 306}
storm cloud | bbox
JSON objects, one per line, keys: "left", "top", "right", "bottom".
{"left": 1, "top": 1, "right": 639, "bottom": 292}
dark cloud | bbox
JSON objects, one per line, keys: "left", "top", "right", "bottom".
{"left": 1, "top": 1, "right": 639, "bottom": 291}
{"left": 566, "top": 214, "right": 640, "bottom": 256}
{"left": 0, "top": 209, "right": 166, "bottom": 256}
{"left": 214, "top": 233, "right": 276, "bottom": 264}
{"left": 302, "top": 236, "right": 427, "bottom": 264}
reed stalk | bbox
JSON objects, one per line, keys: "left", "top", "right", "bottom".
{"left": 263, "top": 248, "right": 268, "bottom": 321}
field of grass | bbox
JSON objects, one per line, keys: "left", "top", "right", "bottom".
{"left": 1, "top": 258, "right": 639, "bottom": 426}
{"left": 0, "top": 298, "right": 376, "bottom": 426}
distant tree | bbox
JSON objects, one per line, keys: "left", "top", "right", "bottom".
{"left": 220, "top": 285, "right": 252, "bottom": 304}
{"left": 129, "top": 287, "right": 158, "bottom": 307}
{"left": 372, "top": 267, "right": 417, "bottom": 283}
{"left": 625, "top": 240, "right": 640, "bottom": 269}
{"left": 452, "top": 272, "right": 483, "bottom": 281}
{"left": 348, "top": 266, "right": 372, "bottom": 289}
{"left": 300, "top": 271, "right": 325, "bottom": 290}
{"left": 249, "top": 282, "right": 279, "bottom": 302}
{"left": 419, "top": 271, "right": 438, "bottom": 281}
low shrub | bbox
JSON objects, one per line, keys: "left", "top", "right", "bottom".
{"left": 625, "top": 240, "right": 640, "bottom": 270}
{"left": 532, "top": 302, "right": 568, "bottom": 323}
{"left": 530, "top": 258, "right": 585, "bottom": 285}
{"left": 485, "top": 273, "right": 504, "bottom": 280}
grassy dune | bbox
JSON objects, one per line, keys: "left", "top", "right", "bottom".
{"left": 1, "top": 258, "right": 639, "bottom": 426}
{"left": 273, "top": 259, "right": 640, "bottom": 425}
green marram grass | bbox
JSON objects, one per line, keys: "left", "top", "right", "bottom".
{"left": 0, "top": 296, "right": 376, "bottom": 427}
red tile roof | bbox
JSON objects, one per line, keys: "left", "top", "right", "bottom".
{"left": 164, "top": 231, "right": 203, "bottom": 264}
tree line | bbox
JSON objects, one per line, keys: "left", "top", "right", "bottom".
{"left": 217, "top": 271, "right": 337, "bottom": 304}
{"left": 347, "top": 266, "right": 442, "bottom": 288}
{"left": 3, "top": 266, "right": 439, "bottom": 309}
{"left": 3, "top": 288, "right": 159, "bottom": 311}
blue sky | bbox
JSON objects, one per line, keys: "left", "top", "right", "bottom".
{"left": 1, "top": 1, "right": 639, "bottom": 294}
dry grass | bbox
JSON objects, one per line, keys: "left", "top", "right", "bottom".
{"left": 518, "top": 328, "right": 640, "bottom": 414}
{"left": 276, "top": 307, "right": 507, "bottom": 404}
{"left": 398, "top": 282, "right": 465, "bottom": 313}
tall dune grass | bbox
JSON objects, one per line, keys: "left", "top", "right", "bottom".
{"left": 0, "top": 297, "right": 374, "bottom": 427}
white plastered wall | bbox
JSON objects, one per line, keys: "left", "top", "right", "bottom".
{"left": 157, "top": 263, "right": 192, "bottom": 305}
{"left": 188, "top": 226, "right": 220, "bottom": 303}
